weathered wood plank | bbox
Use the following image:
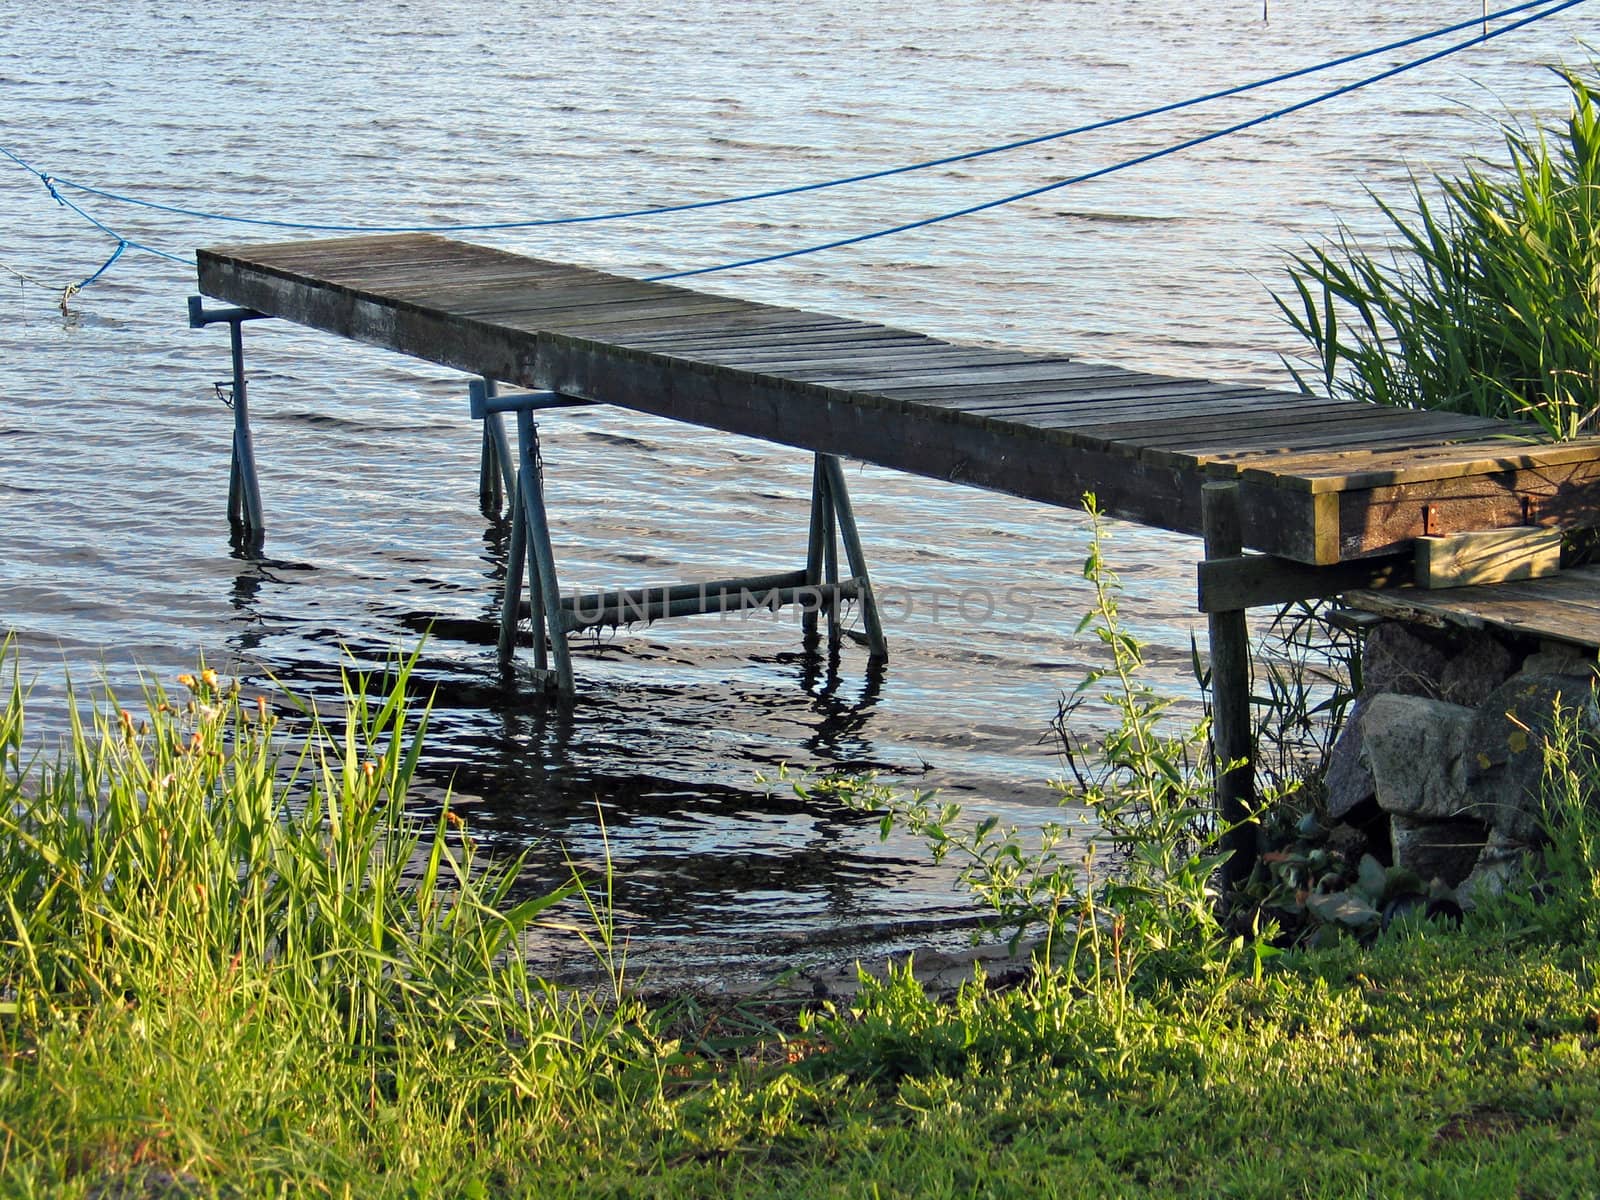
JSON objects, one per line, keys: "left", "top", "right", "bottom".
{"left": 1346, "top": 567, "right": 1600, "bottom": 647}
{"left": 1223, "top": 434, "right": 1600, "bottom": 494}
{"left": 1197, "top": 551, "right": 1411, "bottom": 613}
{"left": 1337, "top": 458, "right": 1600, "bottom": 558}
{"left": 695, "top": 345, "right": 1035, "bottom": 372}
{"left": 1131, "top": 412, "right": 1512, "bottom": 458}
{"left": 1415, "top": 527, "right": 1563, "bottom": 589}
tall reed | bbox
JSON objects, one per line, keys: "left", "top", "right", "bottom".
{"left": 1278, "top": 62, "right": 1600, "bottom": 440}
{"left": 0, "top": 643, "right": 654, "bottom": 1190}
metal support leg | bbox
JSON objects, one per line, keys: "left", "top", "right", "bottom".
{"left": 819, "top": 455, "right": 888, "bottom": 660}
{"left": 497, "top": 477, "right": 527, "bottom": 667}
{"left": 227, "top": 318, "right": 265, "bottom": 540}
{"left": 189, "top": 297, "right": 270, "bottom": 545}
{"left": 480, "top": 426, "right": 503, "bottom": 516}
{"left": 803, "top": 456, "right": 829, "bottom": 642}
{"left": 478, "top": 379, "right": 515, "bottom": 517}
{"left": 516, "top": 410, "right": 573, "bottom": 696}
{"left": 823, "top": 477, "right": 841, "bottom": 650}
{"left": 1202, "top": 481, "right": 1256, "bottom": 893}
{"left": 525, "top": 466, "right": 550, "bottom": 677}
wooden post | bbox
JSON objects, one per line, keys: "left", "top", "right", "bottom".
{"left": 1202, "top": 481, "right": 1256, "bottom": 893}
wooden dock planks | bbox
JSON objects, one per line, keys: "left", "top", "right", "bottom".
{"left": 1346, "top": 566, "right": 1600, "bottom": 648}
{"left": 196, "top": 232, "right": 1600, "bottom": 565}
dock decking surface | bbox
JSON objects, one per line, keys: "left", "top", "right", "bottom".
{"left": 1348, "top": 566, "right": 1600, "bottom": 649}
{"left": 196, "top": 233, "right": 1600, "bottom": 566}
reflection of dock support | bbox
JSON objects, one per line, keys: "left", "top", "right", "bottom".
{"left": 187, "top": 296, "right": 272, "bottom": 547}
{"left": 471, "top": 379, "right": 888, "bottom": 697}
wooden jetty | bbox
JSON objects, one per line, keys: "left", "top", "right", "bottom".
{"left": 190, "top": 231, "right": 1600, "bottom": 887}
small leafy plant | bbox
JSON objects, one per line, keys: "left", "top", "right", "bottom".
{"left": 806, "top": 496, "right": 1264, "bottom": 1018}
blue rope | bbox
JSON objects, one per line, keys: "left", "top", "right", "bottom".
{"left": 74, "top": 239, "right": 127, "bottom": 290}
{"left": 6, "top": 0, "right": 1570, "bottom": 236}
{"left": 648, "top": 0, "right": 1590, "bottom": 281}
{"left": 0, "top": 0, "right": 1583, "bottom": 296}
{"left": 40, "top": 174, "right": 188, "bottom": 267}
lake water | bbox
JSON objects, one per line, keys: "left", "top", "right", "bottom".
{"left": 1, "top": 1, "right": 1593, "bottom": 985}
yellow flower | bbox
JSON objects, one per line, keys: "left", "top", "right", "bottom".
{"left": 177, "top": 673, "right": 197, "bottom": 690}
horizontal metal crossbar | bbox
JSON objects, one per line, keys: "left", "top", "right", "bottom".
{"left": 467, "top": 378, "right": 594, "bottom": 419}
{"left": 562, "top": 575, "right": 862, "bottom": 633}
{"left": 186, "top": 296, "right": 270, "bottom": 328}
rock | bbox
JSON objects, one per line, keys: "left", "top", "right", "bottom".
{"left": 1463, "top": 674, "right": 1600, "bottom": 842}
{"left": 1360, "top": 694, "right": 1474, "bottom": 820}
{"left": 1324, "top": 817, "right": 1378, "bottom": 862}
{"left": 1361, "top": 621, "right": 1449, "bottom": 699}
{"left": 1457, "top": 829, "right": 1531, "bottom": 904}
{"left": 1390, "top": 815, "right": 1488, "bottom": 887}
{"left": 1519, "top": 643, "right": 1600, "bottom": 679}
{"left": 1436, "top": 629, "right": 1519, "bottom": 707}
{"left": 1324, "top": 698, "right": 1375, "bottom": 820}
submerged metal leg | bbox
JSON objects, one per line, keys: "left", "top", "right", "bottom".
{"left": 525, "top": 468, "right": 549, "bottom": 677}
{"left": 819, "top": 455, "right": 888, "bottom": 660}
{"left": 516, "top": 410, "right": 573, "bottom": 696}
{"left": 478, "top": 379, "right": 515, "bottom": 517}
{"left": 487, "top": 413, "right": 514, "bottom": 501}
{"left": 189, "top": 298, "right": 271, "bottom": 545}
{"left": 227, "top": 318, "right": 265, "bottom": 540}
{"left": 802, "top": 455, "right": 829, "bottom": 641}
{"left": 497, "top": 477, "right": 527, "bottom": 667}
{"left": 822, "top": 474, "right": 841, "bottom": 649}
{"left": 497, "top": 464, "right": 552, "bottom": 677}
{"left": 480, "top": 425, "right": 502, "bottom": 516}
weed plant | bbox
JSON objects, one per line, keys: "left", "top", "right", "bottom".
{"left": 1250, "top": 597, "right": 1362, "bottom": 801}
{"left": 809, "top": 496, "right": 1266, "bottom": 1011}
{"left": 1278, "top": 61, "right": 1600, "bottom": 439}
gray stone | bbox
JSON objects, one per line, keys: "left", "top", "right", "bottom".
{"left": 1324, "top": 698, "right": 1376, "bottom": 820}
{"left": 1457, "top": 829, "right": 1532, "bottom": 904}
{"left": 1361, "top": 621, "right": 1448, "bottom": 699}
{"left": 1390, "top": 815, "right": 1488, "bottom": 888}
{"left": 1360, "top": 694, "right": 1474, "bottom": 820}
{"left": 1519, "top": 643, "right": 1600, "bottom": 679}
{"left": 1436, "top": 629, "right": 1520, "bottom": 707}
{"left": 1463, "top": 674, "right": 1600, "bottom": 842}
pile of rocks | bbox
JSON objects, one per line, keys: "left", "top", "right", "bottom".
{"left": 1323, "top": 618, "right": 1600, "bottom": 900}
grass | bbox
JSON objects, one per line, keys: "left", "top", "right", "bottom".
{"left": 4, "top": 587, "right": 1600, "bottom": 1195}
{"left": 1278, "top": 59, "right": 1600, "bottom": 440}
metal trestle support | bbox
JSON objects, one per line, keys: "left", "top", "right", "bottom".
{"left": 188, "top": 296, "right": 273, "bottom": 548}
{"left": 470, "top": 379, "right": 888, "bottom": 698}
